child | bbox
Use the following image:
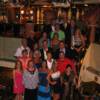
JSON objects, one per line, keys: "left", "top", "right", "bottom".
{"left": 13, "top": 60, "right": 24, "bottom": 100}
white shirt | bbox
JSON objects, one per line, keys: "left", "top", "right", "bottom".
{"left": 51, "top": 71, "right": 60, "bottom": 79}
{"left": 60, "top": 48, "right": 65, "bottom": 54}
{"left": 51, "top": 25, "right": 55, "bottom": 32}
{"left": 14, "top": 46, "right": 30, "bottom": 57}
{"left": 64, "top": 23, "right": 67, "bottom": 29}
{"left": 44, "top": 50, "right": 47, "bottom": 60}
{"left": 47, "top": 59, "right": 54, "bottom": 70}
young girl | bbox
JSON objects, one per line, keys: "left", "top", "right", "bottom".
{"left": 38, "top": 60, "right": 51, "bottom": 100}
{"left": 13, "top": 60, "right": 24, "bottom": 100}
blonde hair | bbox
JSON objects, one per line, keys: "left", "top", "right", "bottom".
{"left": 51, "top": 60, "right": 57, "bottom": 72}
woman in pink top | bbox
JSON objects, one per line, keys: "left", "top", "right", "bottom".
{"left": 13, "top": 60, "right": 25, "bottom": 100}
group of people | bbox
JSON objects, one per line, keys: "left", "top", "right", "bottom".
{"left": 13, "top": 18, "right": 93, "bottom": 100}
{"left": 13, "top": 41, "right": 78, "bottom": 100}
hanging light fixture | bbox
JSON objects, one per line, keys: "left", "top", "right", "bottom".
{"left": 30, "top": 10, "right": 33, "bottom": 14}
{"left": 20, "top": 10, "right": 24, "bottom": 14}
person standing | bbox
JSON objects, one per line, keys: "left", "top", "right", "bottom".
{"left": 13, "top": 60, "right": 24, "bottom": 100}
{"left": 62, "top": 64, "right": 76, "bottom": 100}
{"left": 38, "top": 60, "right": 51, "bottom": 100}
{"left": 40, "top": 40, "right": 52, "bottom": 60}
{"left": 23, "top": 60, "right": 39, "bottom": 100}
{"left": 48, "top": 61, "right": 61, "bottom": 100}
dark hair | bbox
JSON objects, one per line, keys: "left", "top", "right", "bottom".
{"left": 59, "top": 51, "right": 65, "bottom": 55}
{"left": 43, "top": 40, "right": 48, "bottom": 43}
{"left": 27, "top": 60, "right": 34, "bottom": 67}
{"left": 41, "top": 60, "right": 48, "bottom": 68}
{"left": 47, "top": 51, "right": 52, "bottom": 55}
{"left": 22, "top": 49, "right": 28, "bottom": 54}
{"left": 66, "top": 64, "right": 72, "bottom": 69}
{"left": 59, "top": 40, "right": 65, "bottom": 44}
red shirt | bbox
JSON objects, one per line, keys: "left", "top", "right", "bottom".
{"left": 19, "top": 57, "right": 31, "bottom": 70}
{"left": 57, "top": 58, "right": 77, "bottom": 75}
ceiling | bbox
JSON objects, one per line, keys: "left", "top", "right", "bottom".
{"left": 73, "top": 0, "right": 100, "bottom": 4}
{"left": 1, "top": 0, "right": 100, "bottom": 4}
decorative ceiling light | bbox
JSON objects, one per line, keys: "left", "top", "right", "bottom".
{"left": 20, "top": 10, "right": 24, "bottom": 14}
{"left": 30, "top": 10, "right": 33, "bottom": 14}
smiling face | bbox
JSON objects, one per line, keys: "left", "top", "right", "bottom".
{"left": 47, "top": 52, "right": 52, "bottom": 60}
{"left": 22, "top": 49, "right": 28, "bottom": 57}
{"left": 42, "top": 61, "right": 47, "bottom": 69}
{"left": 33, "top": 50, "right": 41, "bottom": 58}
{"left": 59, "top": 41, "right": 65, "bottom": 49}
{"left": 27, "top": 60, "right": 35, "bottom": 71}
{"left": 43, "top": 32, "right": 47, "bottom": 39}
{"left": 59, "top": 52, "right": 65, "bottom": 60}
{"left": 65, "top": 65, "right": 72, "bottom": 75}
{"left": 55, "top": 24, "right": 60, "bottom": 31}
{"left": 43, "top": 40, "right": 48, "bottom": 49}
